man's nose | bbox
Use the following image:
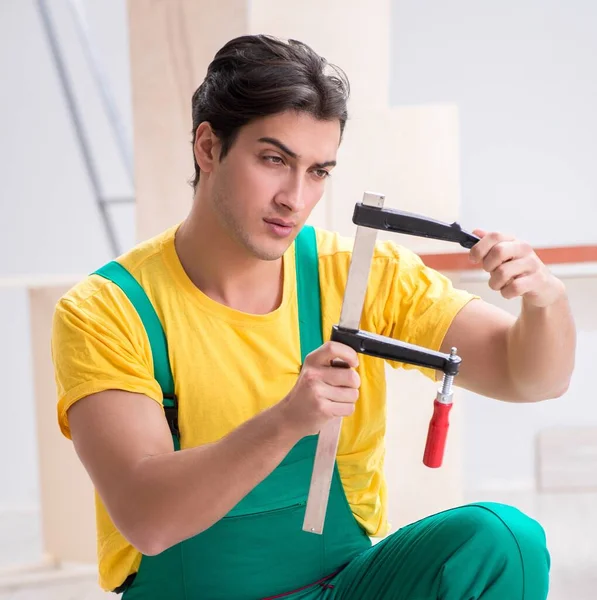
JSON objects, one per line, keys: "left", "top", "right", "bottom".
{"left": 275, "top": 174, "right": 305, "bottom": 212}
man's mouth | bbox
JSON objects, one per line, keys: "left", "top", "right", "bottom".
{"left": 264, "top": 218, "right": 296, "bottom": 237}
{"left": 264, "top": 218, "right": 295, "bottom": 228}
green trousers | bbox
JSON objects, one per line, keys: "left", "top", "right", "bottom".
{"left": 283, "top": 502, "right": 550, "bottom": 600}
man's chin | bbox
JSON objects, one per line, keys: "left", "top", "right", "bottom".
{"left": 253, "top": 245, "right": 290, "bottom": 262}
{"left": 250, "top": 237, "right": 294, "bottom": 262}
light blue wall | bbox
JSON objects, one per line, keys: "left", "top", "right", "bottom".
{"left": 390, "top": 0, "right": 597, "bottom": 491}
{"left": 390, "top": 0, "right": 596, "bottom": 247}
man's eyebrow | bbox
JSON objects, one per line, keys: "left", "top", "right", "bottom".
{"left": 258, "top": 137, "right": 298, "bottom": 159}
{"left": 313, "top": 159, "right": 337, "bottom": 170}
{"left": 258, "top": 137, "right": 336, "bottom": 170}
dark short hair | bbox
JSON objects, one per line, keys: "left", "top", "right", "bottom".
{"left": 190, "top": 34, "right": 350, "bottom": 189}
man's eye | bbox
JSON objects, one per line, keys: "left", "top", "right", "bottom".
{"left": 264, "top": 156, "right": 284, "bottom": 164}
{"left": 314, "top": 169, "right": 331, "bottom": 179}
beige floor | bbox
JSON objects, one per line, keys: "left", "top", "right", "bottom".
{"left": 0, "top": 490, "right": 595, "bottom": 599}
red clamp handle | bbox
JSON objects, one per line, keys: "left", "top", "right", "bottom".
{"left": 423, "top": 400, "right": 452, "bottom": 468}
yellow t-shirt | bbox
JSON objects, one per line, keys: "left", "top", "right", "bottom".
{"left": 51, "top": 225, "right": 476, "bottom": 591}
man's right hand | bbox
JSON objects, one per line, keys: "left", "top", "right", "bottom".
{"left": 278, "top": 341, "right": 361, "bottom": 438}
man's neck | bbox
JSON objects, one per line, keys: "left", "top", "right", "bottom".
{"left": 175, "top": 205, "right": 284, "bottom": 315}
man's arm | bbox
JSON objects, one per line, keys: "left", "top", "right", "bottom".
{"left": 68, "top": 390, "right": 296, "bottom": 556}
{"left": 66, "top": 341, "right": 360, "bottom": 556}
{"left": 439, "top": 230, "right": 575, "bottom": 402}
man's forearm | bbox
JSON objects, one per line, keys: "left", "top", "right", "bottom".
{"left": 507, "top": 284, "right": 576, "bottom": 401}
{"left": 120, "top": 403, "right": 299, "bottom": 555}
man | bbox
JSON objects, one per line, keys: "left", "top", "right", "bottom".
{"left": 51, "top": 34, "right": 575, "bottom": 599}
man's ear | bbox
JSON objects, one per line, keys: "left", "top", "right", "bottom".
{"left": 193, "top": 122, "right": 220, "bottom": 174}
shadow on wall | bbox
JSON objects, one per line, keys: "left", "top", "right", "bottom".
{"left": 565, "top": 277, "right": 597, "bottom": 331}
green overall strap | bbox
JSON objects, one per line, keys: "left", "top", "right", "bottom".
{"left": 294, "top": 225, "right": 324, "bottom": 360}
{"left": 92, "top": 261, "right": 180, "bottom": 450}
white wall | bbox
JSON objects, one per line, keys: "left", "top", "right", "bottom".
{"left": 0, "top": 0, "right": 135, "bottom": 278}
{"left": 0, "top": 0, "right": 135, "bottom": 513}
{"left": 0, "top": 287, "right": 37, "bottom": 510}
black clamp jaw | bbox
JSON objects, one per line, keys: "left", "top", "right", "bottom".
{"left": 352, "top": 203, "right": 480, "bottom": 249}
{"left": 332, "top": 203, "right": 479, "bottom": 378}
{"left": 331, "top": 326, "right": 461, "bottom": 377}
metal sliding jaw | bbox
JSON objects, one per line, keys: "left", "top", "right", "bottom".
{"left": 303, "top": 192, "right": 479, "bottom": 535}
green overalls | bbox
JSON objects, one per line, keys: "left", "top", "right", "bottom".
{"left": 95, "top": 226, "right": 372, "bottom": 599}
{"left": 95, "top": 225, "right": 551, "bottom": 599}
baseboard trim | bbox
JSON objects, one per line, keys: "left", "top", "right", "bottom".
{"left": 465, "top": 479, "right": 536, "bottom": 494}
{"left": 0, "top": 507, "right": 98, "bottom": 591}
{"left": 0, "top": 559, "right": 97, "bottom": 591}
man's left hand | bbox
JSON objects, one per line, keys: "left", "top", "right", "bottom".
{"left": 469, "top": 229, "right": 566, "bottom": 308}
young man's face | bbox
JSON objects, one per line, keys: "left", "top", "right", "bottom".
{"left": 203, "top": 110, "right": 341, "bottom": 261}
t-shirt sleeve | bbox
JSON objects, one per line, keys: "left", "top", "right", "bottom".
{"left": 372, "top": 240, "right": 479, "bottom": 380}
{"left": 51, "top": 283, "right": 163, "bottom": 440}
